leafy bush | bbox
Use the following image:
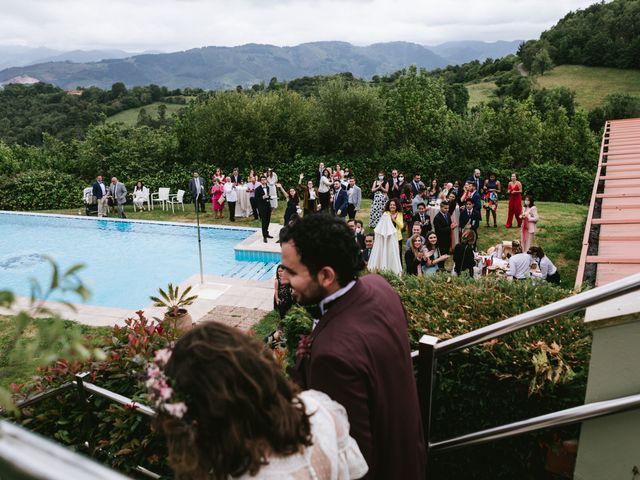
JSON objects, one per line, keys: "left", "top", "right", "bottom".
{"left": 382, "top": 273, "right": 590, "bottom": 479}
{"left": 14, "top": 312, "right": 179, "bottom": 477}
{"left": 280, "top": 273, "right": 590, "bottom": 479}
{"left": 0, "top": 169, "right": 83, "bottom": 210}
{"left": 520, "top": 162, "right": 594, "bottom": 204}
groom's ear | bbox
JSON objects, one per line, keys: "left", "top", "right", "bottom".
{"left": 316, "top": 266, "right": 338, "bottom": 290}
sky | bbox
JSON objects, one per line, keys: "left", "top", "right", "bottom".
{"left": 0, "top": 0, "right": 602, "bottom": 52}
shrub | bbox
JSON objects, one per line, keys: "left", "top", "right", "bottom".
{"left": 382, "top": 273, "right": 590, "bottom": 479}
{"left": 0, "top": 169, "right": 84, "bottom": 210}
{"left": 14, "top": 312, "right": 179, "bottom": 477}
{"left": 519, "top": 162, "right": 594, "bottom": 204}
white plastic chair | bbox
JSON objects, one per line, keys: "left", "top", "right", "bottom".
{"left": 133, "top": 187, "right": 150, "bottom": 212}
{"left": 167, "top": 189, "right": 185, "bottom": 213}
{"left": 151, "top": 187, "right": 170, "bottom": 210}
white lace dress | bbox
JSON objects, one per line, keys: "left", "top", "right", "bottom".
{"left": 232, "top": 390, "right": 368, "bottom": 480}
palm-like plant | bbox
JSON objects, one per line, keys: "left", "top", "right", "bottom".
{"left": 150, "top": 283, "right": 198, "bottom": 317}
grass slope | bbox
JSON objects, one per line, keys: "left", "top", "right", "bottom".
{"left": 467, "top": 81, "right": 498, "bottom": 108}
{"left": 106, "top": 102, "right": 185, "bottom": 126}
{"left": 535, "top": 65, "right": 640, "bottom": 111}
{"left": 466, "top": 64, "right": 640, "bottom": 110}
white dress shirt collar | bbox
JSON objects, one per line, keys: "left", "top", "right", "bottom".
{"left": 319, "top": 280, "right": 356, "bottom": 316}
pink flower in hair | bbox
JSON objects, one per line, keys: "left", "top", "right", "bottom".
{"left": 164, "top": 402, "right": 188, "bottom": 419}
{"left": 154, "top": 348, "right": 172, "bottom": 366}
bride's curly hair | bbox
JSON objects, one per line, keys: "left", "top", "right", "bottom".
{"left": 155, "top": 322, "right": 312, "bottom": 480}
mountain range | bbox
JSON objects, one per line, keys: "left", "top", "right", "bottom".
{"left": 0, "top": 40, "right": 522, "bottom": 91}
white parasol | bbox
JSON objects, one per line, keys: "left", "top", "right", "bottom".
{"left": 368, "top": 212, "right": 402, "bottom": 274}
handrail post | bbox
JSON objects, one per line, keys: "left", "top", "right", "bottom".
{"left": 416, "top": 335, "right": 439, "bottom": 478}
{"left": 75, "top": 372, "right": 95, "bottom": 453}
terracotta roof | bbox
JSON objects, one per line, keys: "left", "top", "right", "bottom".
{"left": 576, "top": 118, "right": 640, "bottom": 288}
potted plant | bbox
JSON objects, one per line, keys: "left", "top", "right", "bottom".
{"left": 150, "top": 283, "right": 198, "bottom": 333}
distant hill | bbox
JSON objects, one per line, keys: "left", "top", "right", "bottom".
{"left": 429, "top": 40, "right": 522, "bottom": 65}
{"left": 0, "top": 46, "right": 136, "bottom": 70}
{"left": 0, "top": 40, "right": 520, "bottom": 90}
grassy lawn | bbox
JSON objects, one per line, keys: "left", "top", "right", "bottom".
{"left": 466, "top": 80, "right": 497, "bottom": 107}
{"left": 0, "top": 316, "right": 110, "bottom": 390}
{"left": 534, "top": 65, "right": 640, "bottom": 111}
{"left": 106, "top": 102, "right": 185, "bottom": 126}
{"left": 468, "top": 201, "right": 587, "bottom": 284}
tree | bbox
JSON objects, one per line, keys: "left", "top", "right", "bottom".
{"left": 531, "top": 48, "right": 554, "bottom": 76}
{"left": 383, "top": 65, "right": 451, "bottom": 152}
{"left": 317, "top": 78, "right": 384, "bottom": 155}
{"left": 110, "top": 82, "right": 127, "bottom": 99}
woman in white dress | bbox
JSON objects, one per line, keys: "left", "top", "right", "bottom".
{"left": 132, "top": 181, "right": 147, "bottom": 211}
{"left": 368, "top": 206, "right": 403, "bottom": 274}
{"left": 266, "top": 168, "right": 278, "bottom": 209}
{"left": 153, "top": 322, "right": 368, "bottom": 480}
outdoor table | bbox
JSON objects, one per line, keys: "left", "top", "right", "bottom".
{"left": 235, "top": 186, "right": 253, "bottom": 218}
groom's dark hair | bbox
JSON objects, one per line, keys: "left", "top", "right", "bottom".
{"left": 279, "top": 213, "right": 364, "bottom": 286}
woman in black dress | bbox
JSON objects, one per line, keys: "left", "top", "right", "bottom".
{"left": 405, "top": 234, "right": 427, "bottom": 276}
{"left": 453, "top": 230, "right": 477, "bottom": 277}
{"left": 277, "top": 183, "right": 300, "bottom": 226}
{"left": 273, "top": 265, "right": 293, "bottom": 318}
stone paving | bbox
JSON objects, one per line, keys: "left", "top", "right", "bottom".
{"left": 198, "top": 305, "right": 268, "bottom": 331}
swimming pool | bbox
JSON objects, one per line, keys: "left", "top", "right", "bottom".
{"left": 0, "top": 212, "right": 278, "bottom": 309}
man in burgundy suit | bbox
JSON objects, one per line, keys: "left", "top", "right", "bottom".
{"left": 280, "top": 214, "right": 425, "bottom": 480}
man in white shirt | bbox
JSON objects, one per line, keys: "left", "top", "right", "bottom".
{"left": 528, "top": 246, "right": 560, "bottom": 284}
{"left": 346, "top": 177, "right": 362, "bottom": 221}
{"left": 223, "top": 177, "right": 238, "bottom": 222}
{"left": 507, "top": 242, "right": 532, "bottom": 280}
{"left": 92, "top": 175, "right": 108, "bottom": 217}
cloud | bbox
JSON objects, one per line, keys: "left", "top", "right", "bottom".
{"left": 0, "top": 0, "right": 601, "bottom": 51}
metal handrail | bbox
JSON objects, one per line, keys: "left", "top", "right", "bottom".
{"left": 82, "top": 382, "right": 156, "bottom": 417}
{"left": 430, "top": 392, "right": 640, "bottom": 453}
{"left": 15, "top": 382, "right": 74, "bottom": 410}
{"left": 15, "top": 379, "right": 156, "bottom": 417}
{"left": 413, "top": 271, "right": 640, "bottom": 358}
{"left": 12, "top": 374, "right": 158, "bottom": 479}
{"left": 0, "top": 420, "right": 132, "bottom": 480}
{"left": 413, "top": 270, "right": 640, "bottom": 473}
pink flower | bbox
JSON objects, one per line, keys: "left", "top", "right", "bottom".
{"left": 163, "top": 402, "right": 187, "bottom": 419}
{"left": 154, "top": 348, "right": 172, "bottom": 366}
{"left": 158, "top": 385, "right": 173, "bottom": 401}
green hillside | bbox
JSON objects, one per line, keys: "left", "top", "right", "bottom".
{"left": 466, "top": 65, "right": 640, "bottom": 110}
{"left": 106, "top": 102, "right": 185, "bottom": 126}
{"left": 535, "top": 65, "right": 640, "bottom": 111}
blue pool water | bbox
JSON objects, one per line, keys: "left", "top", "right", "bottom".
{"left": 0, "top": 213, "right": 278, "bottom": 309}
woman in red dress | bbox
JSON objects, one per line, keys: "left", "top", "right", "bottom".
{"left": 211, "top": 178, "right": 225, "bottom": 218}
{"left": 505, "top": 173, "right": 523, "bottom": 228}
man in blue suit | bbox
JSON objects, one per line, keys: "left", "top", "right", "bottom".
{"left": 92, "top": 175, "right": 108, "bottom": 217}
{"left": 332, "top": 180, "right": 349, "bottom": 218}
{"left": 459, "top": 198, "right": 481, "bottom": 239}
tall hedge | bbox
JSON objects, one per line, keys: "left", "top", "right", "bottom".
{"left": 0, "top": 170, "right": 83, "bottom": 210}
